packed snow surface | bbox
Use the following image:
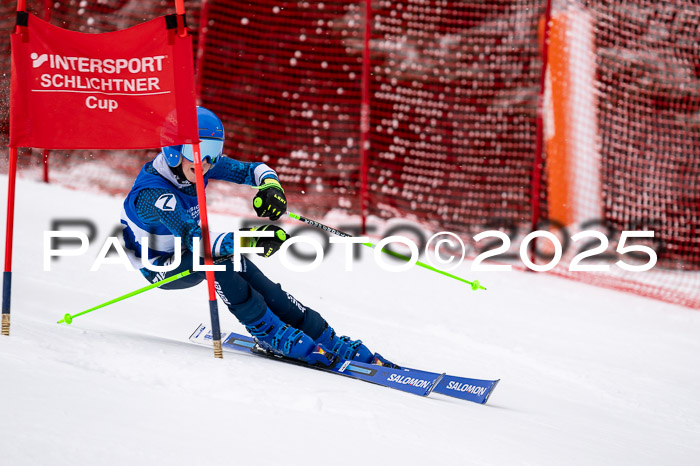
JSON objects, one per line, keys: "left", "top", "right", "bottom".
{"left": 1, "top": 175, "right": 699, "bottom": 466}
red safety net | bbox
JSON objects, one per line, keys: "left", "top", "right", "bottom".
{"left": 1, "top": 0, "right": 698, "bottom": 308}
{"left": 198, "top": 0, "right": 377, "bottom": 217}
{"left": 366, "top": 1, "right": 543, "bottom": 231}
{"left": 539, "top": 0, "right": 700, "bottom": 307}
{"left": 595, "top": 0, "right": 700, "bottom": 271}
{"left": 196, "top": 0, "right": 544, "bottom": 223}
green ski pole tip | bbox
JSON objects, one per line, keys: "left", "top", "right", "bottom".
{"left": 471, "top": 280, "right": 480, "bottom": 291}
{"left": 63, "top": 314, "right": 73, "bottom": 325}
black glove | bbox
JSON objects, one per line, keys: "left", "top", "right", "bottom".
{"left": 253, "top": 178, "right": 287, "bottom": 221}
{"left": 243, "top": 224, "right": 288, "bottom": 258}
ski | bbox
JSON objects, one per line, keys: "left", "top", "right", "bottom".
{"left": 189, "top": 324, "right": 499, "bottom": 403}
{"left": 371, "top": 363, "right": 498, "bottom": 404}
{"left": 189, "top": 324, "right": 444, "bottom": 397}
{"left": 421, "top": 371, "right": 499, "bottom": 404}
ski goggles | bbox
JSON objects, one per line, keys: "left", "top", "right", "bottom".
{"left": 180, "top": 138, "right": 224, "bottom": 164}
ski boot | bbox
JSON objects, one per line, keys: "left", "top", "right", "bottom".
{"left": 371, "top": 353, "right": 400, "bottom": 369}
{"left": 245, "top": 308, "right": 335, "bottom": 367}
{"left": 316, "top": 324, "right": 399, "bottom": 368}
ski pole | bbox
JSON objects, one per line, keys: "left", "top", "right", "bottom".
{"left": 286, "top": 212, "right": 485, "bottom": 290}
{"left": 57, "top": 255, "right": 234, "bottom": 325}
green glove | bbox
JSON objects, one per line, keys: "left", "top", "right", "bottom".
{"left": 243, "top": 224, "right": 288, "bottom": 258}
{"left": 253, "top": 178, "right": 287, "bottom": 221}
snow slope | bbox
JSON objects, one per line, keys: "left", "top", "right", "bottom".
{"left": 1, "top": 175, "right": 699, "bottom": 466}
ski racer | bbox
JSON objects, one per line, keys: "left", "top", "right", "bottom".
{"left": 121, "top": 106, "right": 392, "bottom": 367}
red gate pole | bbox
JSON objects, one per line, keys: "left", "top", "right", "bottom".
{"left": 174, "top": 0, "right": 223, "bottom": 358}
{"left": 174, "top": 0, "right": 186, "bottom": 35}
{"left": 2, "top": 147, "right": 18, "bottom": 336}
{"left": 41, "top": 0, "right": 52, "bottom": 183}
{"left": 2, "top": 0, "right": 27, "bottom": 336}
{"left": 41, "top": 150, "right": 49, "bottom": 183}
{"left": 530, "top": 0, "right": 553, "bottom": 266}
{"left": 191, "top": 143, "right": 223, "bottom": 359}
{"left": 358, "top": 0, "right": 372, "bottom": 234}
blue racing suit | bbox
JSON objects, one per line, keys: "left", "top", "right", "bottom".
{"left": 120, "top": 153, "right": 326, "bottom": 337}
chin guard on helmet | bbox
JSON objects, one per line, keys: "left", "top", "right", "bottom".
{"left": 163, "top": 106, "right": 224, "bottom": 167}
